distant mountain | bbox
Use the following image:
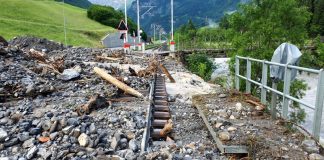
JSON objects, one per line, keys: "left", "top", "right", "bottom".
{"left": 55, "top": 0, "right": 92, "bottom": 9}
{"left": 88, "top": 0, "right": 135, "bottom": 9}
{"left": 128, "top": 0, "right": 247, "bottom": 35}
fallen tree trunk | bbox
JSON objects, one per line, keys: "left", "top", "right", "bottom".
{"left": 159, "top": 64, "right": 175, "bottom": 83}
{"left": 94, "top": 67, "right": 144, "bottom": 98}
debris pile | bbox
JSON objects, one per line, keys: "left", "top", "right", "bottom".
{"left": 0, "top": 36, "right": 151, "bottom": 159}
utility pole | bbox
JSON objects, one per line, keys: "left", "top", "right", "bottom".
{"left": 124, "top": 0, "right": 130, "bottom": 53}
{"left": 124, "top": 0, "right": 128, "bottom": 43}
{"left": 137, "top": 0, "right": 144, "bottom": 51}
{"left": 170, "top": 0, "right": 175, "bottom": 52}
{"left": 153, "top": 24, "right": 156, "bottom": 42}
{"left": 63, "top": 0, "right": 67, "bottom": 46}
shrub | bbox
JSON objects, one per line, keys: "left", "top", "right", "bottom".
{"left": 186, "top": 53, "right": 215, "bottom": 81}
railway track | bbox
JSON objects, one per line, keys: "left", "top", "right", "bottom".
{"left": 141, "top": 67, "right": 172, "bottom": 152}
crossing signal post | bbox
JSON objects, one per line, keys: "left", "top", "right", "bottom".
{"left": 170, "top": 0, "right": 175, "bottom": 52}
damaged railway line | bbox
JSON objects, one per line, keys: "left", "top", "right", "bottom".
{"left": 1, "top": 36, "right": 324, "bottom": 159}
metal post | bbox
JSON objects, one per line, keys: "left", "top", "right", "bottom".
{"left": 235, "top": 56, "right": 240, "bottom": 91}
{"left": 271, "top": 82, "right": 278, "bottom": 119}
{"left": 282, "top": 65, "right": 291, "bottom": 119}
{"left": 137, "top": 0, "right": 141, "bottom": 48}
{"left": 246, "top": 58, "right": 251, "bottom": 93}
{"left": 171, "top": 0, "right": 174, "bottom": 41}
{"left": 261, "top": 61, "right": 268, "bottom": 104}
{"left": 312, "top": 69, "right": 324, "bottom": 140}
{"left": 62, "top": 0, "right": 67, "bottom": 46}
{"left": 124, "top": 0, "right": 128, "bottom": 42}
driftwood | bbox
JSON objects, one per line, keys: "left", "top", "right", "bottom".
{"left": 96, "top": 56, "right": 122, "bottom": 61}
{"left": 160, "top": 119, "right": 173, "bottom": 137}
{"left": 94, "top": 67, "right": 144, "bottom": 98}
{"left": 76, "top": 94, "right": 110, "bottom": 116}
{"left": 159, "top": 64, "right": 175, "bottom": 83}
{"left": 245, "top": 99, "right": 265, "bottom": 110}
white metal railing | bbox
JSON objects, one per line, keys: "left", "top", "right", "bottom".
{"left": 235, "top": 56, "right": 324, "bottom": 140}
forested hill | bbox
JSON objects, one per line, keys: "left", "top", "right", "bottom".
{"left": 55, "top": 0, "right": 92, "bottom": 9}
{"left": 128, "top": 0, "right": 247, "bottom": 35}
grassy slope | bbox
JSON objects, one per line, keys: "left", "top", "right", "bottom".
{"left": 0, "top": 0, "right": 114, "bottom": 47}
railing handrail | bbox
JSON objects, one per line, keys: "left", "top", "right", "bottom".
{"left": 235, "top": 55, "right": 324, "bottom": 141}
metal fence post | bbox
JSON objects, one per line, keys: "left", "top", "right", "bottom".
{"left": 246, "top": 58, "right": 251, "bottom": 93}
{"left": 282, "top": 65, "right": 292, "bottom": 119}
{"left": 312, "top": 69, "right": 324, "bottom": 140}
{"left": 271, "top": 82, "right": 278, "bottom": 119}
{"left": 261, "top": 61, "right": 268, "bottom": 104}
{"left": 235, "top": 56, "right": 240, "bottom": 91}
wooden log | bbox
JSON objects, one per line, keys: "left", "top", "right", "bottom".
{"left": 159, "top": 119, "right": 173, "bottom": 137}
{"left": 96, "top": 56, "right": 122, "bottom": 61}
{"left": 93, "top": 67, "right": 144, "bottom": 98}
{"left": 159, "top": 64, "right": 175, "bottom": 83}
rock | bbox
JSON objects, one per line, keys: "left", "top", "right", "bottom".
{"left": 126, "top": 131, "right": 135, "bottom": 140}
{"left": 227, "top": 127, "right": 237, "bottom": 132}
{"left": 235, "top": 103, "right": 243, "bottom": 111}
{"left": 0, "top": 117, "right": 9, "bottom": 125}
{"left": 49, "top": 120, "right": 58, "bottom": 133}
{"left": 309, "top": 153, "right": 324, "bottom": 160}
{"left": 41, "top": 120, "right": 51, "bottom": 131}
{"left": 38, "top": 137, "right": 50, "bottom": 143}
{"left": 78, "top": 133, "right": 90, "bottom": 147}
{"left": 281, "top": 147, "right": 289, "bottom": 151}
{"left": 4, "top": 138, "right": 19, "bottom": 147}
{"left": 62, "top": 126, "right": 74, "bottom": 135}
{"left": 67, "top": 118, "right": 79, "bottom": 126}
{"left": 71, "top": 128, "right": 81, "bottom": 138}
{"left": 125, "top": 149, "right": 136, "bottom": 160}
{"left": 0, "top": 157, "right": 9, "bottom": 160}
{"left": 215, "top": 123, "right": 223, "bottom": 128}
{"left": 120, "top": 138, "right": 128, "bottom": 149}
{"left": 256, "top": 106, "right": 264, "bottom": 111}
{"left": 110, "top": 137, "right": 118, "bottom": 150}
{"left": 0, "top": 128, "right": 8, "bottom": 142}
{"left": 29, "top": 128, "right": 41, "bottom": 135}
{"left": 58, "top": 68, "right": 80, "bottom": 81}
{"left": 23, "top": 138, "right": 35, "bottom": 149}
{"left": 17, "top": 132, "right": 30, "bottom": 142}
{"left": 218, "top": 131, "right": 231, "bottom": 141}
{"left": 129, "top": 139, "right": 138, "bottom": 152}
{"left": 26, "top": 146, "right": 38, "bottom": 159}
{"left": 302, "top": 139, "right": 319, "bottom": 153}
{"left": 218, "top": 94, "right": 227, "bottom": 98}
{"left": 89, "top": 123, "right": 96, "bottom": 134}
{"left": 37, "top": 148, "right": 52, "bottom": 160}
{"left": 229, "top": 115, "right": 236, "bottom": 120}
{"left": 50, "top": 132, "right": 58, "bottom": 140}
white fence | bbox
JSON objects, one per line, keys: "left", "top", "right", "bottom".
{"left": 235, "top": 56, "right": 324, "bottom": 140}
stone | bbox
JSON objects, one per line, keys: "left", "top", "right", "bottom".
{"left": 22, "top": 138, "right": 35, "bottom": 149}
{"left": 0, "top": 157, "right": 9, "bottom": 160}
{"left": 78, "top": 133, "right": 90, "bottom": 147}
{"left": 58, "top": 68, "right": 80, "bottom": 81}
{"left": 302, "top": 139, "right": 319, "bottom": 153}
{"left": 256, "top": 106, "right": 264, "bottom": 111}
{"left": 49, "top": 120, "right": 58, "bottom": 133}
{"left": 229, "top": 115, "right": 236, "bottom": 120}
{"left": 41, "top": 120, "right": 51, "bottom": 131}
{"left": 4, "top": 138, "right": 19, "bottom": 147}
{"left": 50, "top": 132, "right": 58, "bottom": 140}
{"left": 37, "top": 148, "right": 52, "bottom": 160}
{"left": 215, "top": 123, "right": 223, "bottom": 128}
{"left": 235, "top": 103, "right": 243, "bottom": 111}
{"left": 0, "top": 117, "right": 9, "bottom": 125}
{"left": 62, "top": 126, "right": 74, "bottom": 135}
{"left": 0, "top": 128, "right": 8, "bottom": 142}
{"left": 71, "top": 128, "right": 81, "bottom": 138}
{"left": 26, "top": 146, "right": 38, "bottom": 159}
{"left": 17, "top": 132, "right": 30, "bottom": 142}
{"left": 218, "top": 131, "right": 231, "bottom": 141}
{"left": 120, "top": 138, "right": 128, "bottom": 149}
{"left": 309, "top": 153, "right": 324, "bottom": 160}
{"left": 126, "top": 131, "right": 135, "bottom": 140}
{"left": 129, "top": 139, "right": 138, "bottom": 152}
{"left": 67, "top": 118, "right": 79, "bottom": 126}
{"left": 110, "top": 137, "right": 118, "bottom": 150}
{"left": 89, "top": 123, "right": 96, "bottom": 134}
{"left": 218, "top": 94, "right": 227, "bottom": 98}
{"left": 38, "top": 137, "right": 50, "bottom": 143}
{"left": 227, "top": 127, "right": 237, "bottom": 132}
{"left": 29, "top": 128, "right": 41, "bottom": 135}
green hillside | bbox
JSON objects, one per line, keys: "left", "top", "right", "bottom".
{"left": 0, "top": 0, "right": 114, "bottom": 47}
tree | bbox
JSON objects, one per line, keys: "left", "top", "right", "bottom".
{"left": 227, "top": 0, "right": 311, "bottom": 125}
